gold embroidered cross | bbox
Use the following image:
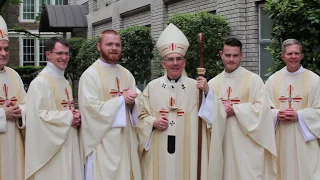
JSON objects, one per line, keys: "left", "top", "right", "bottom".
{"left": 279, "top": 85, "right": 302, "bottom": 109}
{"left": 221, "top": 87, "right": 240, "bottom": 104}
{"left": 61, "top": 87, "right": 74, "bottom": 110}
{"left": 0, "top": 84, "right": 17, "bottom": 105}
{"left": 110, "top": 77, "right": 125, "bottom": 97}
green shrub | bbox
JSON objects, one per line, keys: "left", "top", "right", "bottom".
{"left": 265, "top": 0, "right": 320, "bottom": 75}
{"left": 119, "top": 26, "right": 154, "bottom": 83}
{"left": 76, "top": 37, "right": 100, "bottom": 74}
{"left": 167, "top": 12, "right": 230, "bottom": 79}
{"left": 10, "top": 66, "right": 44, "bottom": 90}
{"left": 76, "top": 26, "right": 154, "bottom": 82}
{"left": 66, "top": 37, "right": 86, "bottom": 82}
{"left": 10, "top": 66, "right": 44, "bottom": 76}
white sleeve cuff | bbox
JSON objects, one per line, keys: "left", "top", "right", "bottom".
{"left": 198, "top": 89, "right": 213, "bottom": 125}
{"left": 17, "top": 105, "right": 26, "bottom": 129}
{"left": 274, "top": 110, "right": 279, "bottom": 131}
{"left": 112, "top": 96, "right": 127, "bottom": 128}
{"left": 0, "top": 108, "right": 7, "bottom": 133}
{"left": 144, "top": 130, "right": 155, "bottom": 151}
{"left": 298, "top": 111, "right": 317, "bottom": 142}
{"left": 129, "top": 103, "right": 138, "bottom": 127}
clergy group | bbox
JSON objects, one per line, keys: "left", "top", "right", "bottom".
{"left": 0, "top": 14, "right": 319, "bottom": 180}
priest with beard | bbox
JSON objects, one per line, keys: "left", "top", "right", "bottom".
{"left": 78, "top": 30, "right": 142, "bottom": 180}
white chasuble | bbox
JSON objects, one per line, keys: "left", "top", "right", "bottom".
{"left": 265, "top": 67, "right": 320, "bottom": 180}
{"left": 25, "top": 64, "right": 83, "bottom": 180}
{"left": 201, "top": 67, "right": 277, "bottom": 180}
{"left": 79, "top": 60, "right": 141, "bottom": 180}
{"left": 0, "top": 66, "right": 26, "bottom": 180}
{"left": 137, "top": 74, "right": 209, "bottom": 180}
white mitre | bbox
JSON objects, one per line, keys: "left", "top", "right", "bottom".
{"left": 0, "top": 15, "right": 8, "bottom": 41}
{"left": 156, "top": 23, "right": 189, "bottom": 57}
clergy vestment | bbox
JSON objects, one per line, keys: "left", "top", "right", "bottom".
{"left": 200, "top": 66, "right": 277, "bottom": 180}
{"left": 25, "top": 62, "right": 83, "bottom": 180}
{"left": 265, "top": 66, "right": 320, "bottom": 180}
{"left": 78, "top": 59, "right": 141, "bottom": 180}
{"left": 137, "top": 73, "right": 209, "bottom": 180}
{"left": 0, "top": 66, "right": 26, "bottom": 180}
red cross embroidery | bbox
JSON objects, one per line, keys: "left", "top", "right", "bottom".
{"left": 161, "top": 43, "right": 185, "bottom": 52}
{"left": 61, "top": 87, "right": 74, "bottom": 110}
{"left": 169, "top": 97, "right": 175, "bottom": 107}
{"left": 177, "top": 109, "right": 184, "bottom": 116}
{"left": 0, "top": 84, "right": 18, "bottom": 105}
{"left": 159, "top": 108, "right": 169, "bottom": 116}
{"left": 0, "top": 30, "right": 4, "bottom": 38}
{"left": 279, "top": 85, "right": 302, "bottom": 109}
{"left": 221, "top": 87, "right": 240, "bottom": 104}
{"left": 169, "top": 97, "right": 179, "bottom": 110}
{"left": 171, "top": 43, "right": 176, "bottom": 51}
{"left": 110, "top": 77, "right": 125, "bottom": 97}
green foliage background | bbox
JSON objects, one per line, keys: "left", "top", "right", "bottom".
{"left": 265, "top": 0, "right": 320, "bottom": 75}
{"left": 9, "top": 13, "right": 230, "bottom": 87}
{"left": 76, "top": 37, "right": 100, "bottom": 75}
{"left": 75, "top": 26, "right": 154, "bottom": 83}
{"left": 167, "top": 12, "right": 230, "bottom": 79}
{"left": 10, "top": 66, "right": 44, "bottom": 90}
{"left": 119, "top": 26, "right": 154, "bottom": 83}
{"left": 66, "top": 37, "right": 86, "bottom": 82}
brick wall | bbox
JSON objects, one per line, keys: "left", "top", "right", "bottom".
{"left": 215, "top": 0, "right": 260, "bottom": 73}
{"left": 87, "top": 0, "right": 95, "bottom": 38}
{"left": 167, "top": 0, "right": 215, "bottom": 17}
{"left": 8, "top": 37, "right": 20, "bottom": 66}
{"left": 244, "top": 0, "right": 259, "bottom": 73}
{"left": 3, "top": 3, "right": 39, "bottom": 67}
{"left": 96, "top": 0, "right": 107, "bottom": 10}
{"left": 150, "top": 1, "right": 166, "bottom": 79}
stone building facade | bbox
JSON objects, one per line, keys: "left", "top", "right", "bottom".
{"left": 5, "top": 0, "right": 273, "bottom": 81}
{"left": 70, "top": 0, "right": 273, "bottom": 80}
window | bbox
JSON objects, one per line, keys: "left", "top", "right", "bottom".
{"left": 39, "top": 38, "right": 48, "bottom": 66}
{"left": 208, "top": 10, "right": 216, "bottom": 15}
{"left": 20, "top": 35, "right": 60, "bottom": 66}
{"left": 38, "top": 0, "right": 50, "bottom": 12}
{"left": 21, "top": 0, "right": 64, "bottom": 21}
{"left": 259, "top": 5, "right": 273, "bottom": 80}
{"left": 22, "top": 38, "right": 35, "bottom": 66}
{"left": 23, "top": 0, "right": 35, "bottom": 20}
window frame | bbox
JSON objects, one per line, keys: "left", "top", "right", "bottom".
{"left": 22, "top": 38, "right": 36, "bottom": 66}
{"left": 19, "top": 32, "right": 62, "bottom": 66}
{"left": 19, "top": 0, "right": 64, "bottom": 22}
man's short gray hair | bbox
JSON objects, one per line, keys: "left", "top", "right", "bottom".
{"left": 282, "top": 39, "right": 302, "bottom": 54}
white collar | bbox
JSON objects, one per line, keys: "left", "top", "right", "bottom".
{"left": 223, "top": 66, "right": 244, "bottom": 77}
{"left": 283, "top": 65, "right": 305, "bottom": 75}
{"left": 44, "top": 62, "right": 65, "bottom": 77}
{"left": 97, "top": 59, "right": 117, "bottom": 67}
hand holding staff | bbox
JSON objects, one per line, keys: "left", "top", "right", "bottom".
{"left": 197, "top": 33, "right": 206, "bottom": 180}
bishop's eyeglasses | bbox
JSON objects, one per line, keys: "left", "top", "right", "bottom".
{"left": 163, "top": 57, "right": 185, "bottom": 63}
